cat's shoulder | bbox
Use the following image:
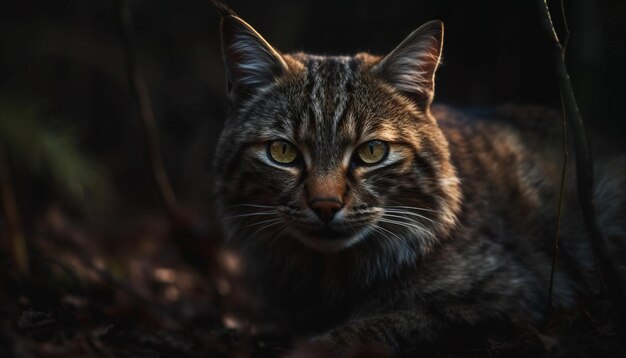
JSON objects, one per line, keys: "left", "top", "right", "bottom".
{"left": 432, "top": 103, "right": 561, "bottom": 137}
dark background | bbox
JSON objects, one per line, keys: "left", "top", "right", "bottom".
{"left": 0, "top": 0, "right": 625, "bottom": 356}
{"left": 1, "top": 0, "right": 624, "bottom": 217}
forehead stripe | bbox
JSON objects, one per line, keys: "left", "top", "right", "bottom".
{"left": 331, "top": 60, "right": 352, "bottom": 138}
{"left": 307, "top": 60, "right": 324, "bottom": 132}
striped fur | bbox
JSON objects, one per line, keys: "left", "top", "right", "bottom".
{"left": 212, "top": 15, "right": 626, "bottom": 356}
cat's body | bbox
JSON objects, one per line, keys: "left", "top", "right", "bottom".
{"left": 212, "top": 8, "right": 625, "bottom": 356}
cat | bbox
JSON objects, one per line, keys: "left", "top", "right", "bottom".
{"left": 211, "top": 6, "right": 626, "bottom": 357}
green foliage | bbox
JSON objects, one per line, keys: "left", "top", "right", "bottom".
{"left": 0, "top": 100, "right": 110, "bottom": 204}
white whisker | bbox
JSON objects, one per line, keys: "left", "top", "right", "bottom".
{"left": 222, "top": 211, "right": 277, "bottom": 222}
{"left": 383, "top": 210, "right": 438, "bottom": 225}
{"left": 269, "top": 225, "right": 291, "bottom": 246}
{"left": 385, "top": 205, "right": 440, "bottom": 214}
{"left": 243, "top": 217, "right": 282, "bottom": 229}
{"left": 373, "top": 224, "right": 413, "bottom": 254}
{"left": 378, "top": 217, "right": 437, "bottom": 240}
{"left": 251, "top": 219, "right": 283, "bottom": 237}
{"left": 230, "top": 203, "right": 276, "bottom": 209}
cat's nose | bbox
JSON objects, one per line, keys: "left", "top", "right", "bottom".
{"left": 309, "top": 199, "right": 343, "bottom": 223}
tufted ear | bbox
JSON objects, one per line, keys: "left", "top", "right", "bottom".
{"left": 373, "top": 20, "right": 444, "bottom": 110}
{"left": 220, "top": 15, "right": 288, "bottom": 102}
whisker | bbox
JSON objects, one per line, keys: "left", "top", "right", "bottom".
{"left": 373, "top": 224, "right": 413, "bottom": 254}
{"left": 221, "top": 211, "right": 277, "bottom": 222}
{"left": 383, "top": 211, "right": 439, "bottom": 225}
{"left": 385, "top": 205, "right": 440, "bottom": 214}
{"left": 242, "top": 217, "right": 282, "bottom": 229}
{"left": 251, "top": 219, "right": 283, "bottom": 237}
{"left": 383, "top": 226, "right": 413, "bottom": 253}
{"left": 378, "top": 217, "right": 437, "bottom": 240}
{"left": 269, "top": 225, "right": 292, "bottom": 246}
{"left": 230, "top": 203, "right": 276, "bottom": 209}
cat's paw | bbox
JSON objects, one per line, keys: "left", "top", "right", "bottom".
{"left": 285, "top": 339, "right": 389, "bottom": 358}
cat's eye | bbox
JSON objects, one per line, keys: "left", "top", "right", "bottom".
{"left": 268, "top": 140, "right": 299, "bottom": 164}
{"left": 356, "top": 140, "right": 389, "bottom": 165}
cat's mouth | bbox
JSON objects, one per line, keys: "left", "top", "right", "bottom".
{"left": 294, "top": 226, "right": 369, "bottom": 252}
{"left": 308, "top": 227, "right": 352, "bottom": 240}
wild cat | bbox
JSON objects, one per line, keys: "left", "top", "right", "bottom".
{"left": 211, "top": 5, "right": 626, "bottom": 357}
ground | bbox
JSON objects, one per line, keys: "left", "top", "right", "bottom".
{"left": 1, "top": 206, "right": 624, "bottom": 357}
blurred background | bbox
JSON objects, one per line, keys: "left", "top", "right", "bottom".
{"left": 0, "top": 0, "right": 625, "bottom": 356}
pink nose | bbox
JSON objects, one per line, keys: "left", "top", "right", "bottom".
{"left": 309, "top": 199, "right": 342, "bottom": 223}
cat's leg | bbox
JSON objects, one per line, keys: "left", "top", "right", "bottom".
{"left": 306, "top": 310, "right": 443, "bottom": 357}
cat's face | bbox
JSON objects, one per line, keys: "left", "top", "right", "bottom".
{"left": 214, "top": 16, "right": 461, "bottom": 254}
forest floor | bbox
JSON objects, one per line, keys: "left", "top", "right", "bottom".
{"left": 1, "top": 206, "right": 625, "bottom": 357}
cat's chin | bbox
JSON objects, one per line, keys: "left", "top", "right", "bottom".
{"left": 293, "top": 228, "right": 370, "bottom": 253}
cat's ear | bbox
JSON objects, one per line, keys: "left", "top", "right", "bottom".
{"left": 220, "top": 15, "right": 288, "bottom": 102}
{"left": 373, "top": 20, "right": 444, "bottom": 109}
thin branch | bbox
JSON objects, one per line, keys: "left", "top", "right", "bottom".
{"left": 559, "top": 0, "right": 570, "bottom": 51}
{"left": 0, "top": 146, "right": 29, "bottom": 275}
{"left": 547, "top": 94, "right": 568, "bottom": 313}
{"left": 118, "top": 0, "right": 181, "bottom": 219}
{"left": 537, "top": 0, "right": 626, "bottom": 310}
{"left": 547, "top": 0, "right": 571, "bottom": 313}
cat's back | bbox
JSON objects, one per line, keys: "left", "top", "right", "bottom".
{"left": 433, "top": 104, "right": 565, "bottom": 224}
{"left": 433, "top": 103, "right": 625, "bottom": 273}
{"left": 433, "top": 103, "right": 624, "bottom": 204}
{"left": 433, "top": 103, "right": 563, "bottom": 157}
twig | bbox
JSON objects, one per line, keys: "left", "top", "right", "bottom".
{"left": 547, "top": 0, "right": 570, "bottom": 314}
{"left": 558, "top": 0, "right": 570, "bottom": 51}
{"left": 537, "top": 0, "right": 626, "bottom": 310}
{"left": 0, "top": 146, "right": 29, "bottom": 275}
{"left": 547, "top": 94, "right": 568, "bottom": 313}
{"left": 117, "top": 0, "right": 181, "bottom": 219}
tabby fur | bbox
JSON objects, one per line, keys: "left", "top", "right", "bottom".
{"left": 212, "top": 11, "right": 626, "bottom": 356}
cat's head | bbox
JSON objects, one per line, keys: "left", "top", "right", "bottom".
{"left": 214, "top": 15, "right": 461, "bottom": 255}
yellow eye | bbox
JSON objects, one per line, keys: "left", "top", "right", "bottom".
{"left": 268, "top": 140, "right": 299, "bottom": 164}
{"left": 356, "top": 140, "right": 388, "bottom": 164}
